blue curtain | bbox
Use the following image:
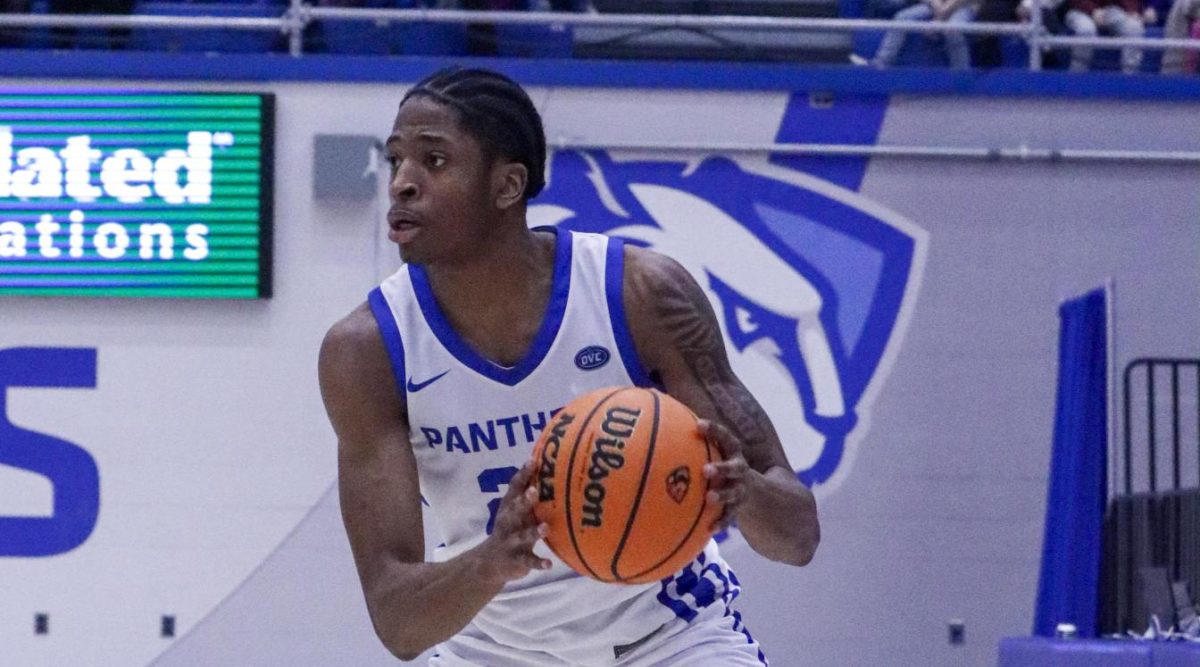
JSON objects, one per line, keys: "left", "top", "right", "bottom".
{"left": 1034, "top": 288, "right": 1108, "bottom": 637}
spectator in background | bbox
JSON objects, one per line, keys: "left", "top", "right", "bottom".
{"left": 857, "top": 0, "right": 982, "bottom": 69}
{"left": 1143, "top": 0, "right": 1169, "bottom": 26}
{"left": 462, "top": 0, "right": 516, "bottom": 56}
{"left": 48, "top": 0, "right": 135, "bottom": 49}
{"left": 0, "top": 0, "right": 31, "bottom": 48}
{"left": 865, "top": 0, "right": 917, "bottom": 17}
{"left": 972, "top": 0, "right": 1018, "bottom": 67}
{"left": 1062, "top": 0, "right": 1155, "bottom": 72}
{"left": 1013, "top": 0, "right": 1073, "bottom": 68}
{"left": 1161, "top": 0, "right": 1200, "bottom": 74}
{"left": 460, "top": 0, "right": 583, "bottom": 57}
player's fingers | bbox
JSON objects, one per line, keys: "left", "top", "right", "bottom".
{"left": 522, "top": 552, "right": 552, "bottom": 571}
{"left": 496, "top": 489, "right": 531, "bottom": 524}
{"left": 493, "top": 488, "right": 538, "bottom": 536}
{"left": 506, "top": 488, "right": 539, "bottom": 524}
{"left": 703, "top": 465, "right": 728, "bottom": 486}
{"left": 493, "top": 474, "right": 535, "bottom": 531}
{"left": 713, "top": 511, "right": 738, "bottom": 532}
{"left": 697, "top": 419, "right": 744, "bottom": 459}
{"left": 506, "top": 462, "right": 535, "bottom": 498}
{"left": 519, "top": 523, "right": 544, "bottom": 545}
{"left": 707, "top": 485, "right": 747, "bottom": 506}
{"left": 703, "top": 458, "right": 748, "bottom": 485}
{"left": 502, "top": 483, "right": 535, "bottom": 514}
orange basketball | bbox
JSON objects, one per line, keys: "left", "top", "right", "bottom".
{"left": 529, "top": 386, "right": 723, "bottom": 584}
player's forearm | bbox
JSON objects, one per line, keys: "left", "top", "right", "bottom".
{"left": 365, "top": 548, "right": 506, "bottom": 660}
{"left": 736, "top": 466, "right": 820, "bottom": 566}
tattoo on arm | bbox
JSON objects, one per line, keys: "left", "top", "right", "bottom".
{"left": 651, "top": 267, "right": 778, "bottom": 468}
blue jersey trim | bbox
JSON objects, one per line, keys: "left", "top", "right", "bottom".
{"left": 729, "top": 609, "right": 769, "bottom": 665}
{"left": 408, "top": 227, "right": 573, "bottom": 387}
{"left": 605, "top": 238, "right": 654, "bottom": 388}
{"left": 367, "top": 287, "right": 408, "bottom": 404}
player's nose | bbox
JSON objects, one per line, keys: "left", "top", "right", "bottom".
{"left": 394, "top": 181, "right": 418, "bottom": 201}
{"left": 389, "top": 165, "right": 420, "bottom": 201}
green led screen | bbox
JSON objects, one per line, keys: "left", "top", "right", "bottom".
{"left": 0, "top": 91, "right": 274, "bottom": 299}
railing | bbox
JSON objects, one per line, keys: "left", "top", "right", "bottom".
{"left": 1102, "top": 358, "right": 1200, "bottom": 635}
{"left": 0, "top": 0, "right": 1198, "bottom": 71}
{"left": 1123, "top": 358, "right": 1200, "bottom": 496}
{"left": 5, "top": 4, "right": 1200, "bottom": 165}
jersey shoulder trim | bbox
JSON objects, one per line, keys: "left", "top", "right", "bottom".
{"left": 604, "top": 237, "right": 655, "bottom": 387}
{"left": 368, "top": 286, "right": 408, "bottom": 404}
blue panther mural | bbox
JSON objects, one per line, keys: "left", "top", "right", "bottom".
{"left": 529, "top": 94, "right": 927, "bottom": 492}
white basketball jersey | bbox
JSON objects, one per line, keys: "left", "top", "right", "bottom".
{"left": 370, "top": 229, "right": 757, "bottom": 666}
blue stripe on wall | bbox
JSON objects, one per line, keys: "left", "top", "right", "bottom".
{"left": 6, "top": 50, "right": 1200, "bottom": 100}
{"left": 770, "top": 91, "right": 889, "bottom": 191}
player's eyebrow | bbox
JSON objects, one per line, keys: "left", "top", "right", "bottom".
{"left": 386, "top": 130, "right": 453, "bottom": 150}
{"left": 415, "top": 130, "right": 451, "bottom": 143}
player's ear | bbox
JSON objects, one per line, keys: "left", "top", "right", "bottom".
{"left": 494, "top": 161, "right": 528, "bottom": 210}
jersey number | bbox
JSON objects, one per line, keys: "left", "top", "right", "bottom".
{"left": 477, "top": 466, "right": 519, "bottom": 535}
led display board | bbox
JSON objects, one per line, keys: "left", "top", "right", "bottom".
{"left": 0, "top": 91, "right": 274, "bottom": 298}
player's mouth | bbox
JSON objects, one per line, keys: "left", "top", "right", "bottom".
{"left": 387, "top": 211, "right": 422, "bottom": 245}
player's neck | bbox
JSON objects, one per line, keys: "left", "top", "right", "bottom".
{"left": 423, "top": 219, "right": 555, "bottom": 313}
{"left": 420, "top": 219, "right": 556, "bottom": 367}
{"left": 427, "top": 217, "right": 549, "bottom": 279}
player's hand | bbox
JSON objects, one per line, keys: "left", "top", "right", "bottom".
{"left": 477, "top": 463, "right": 551, "bottom": 584}
{"left": 698, "top": 419, "right": 752, "bottom": 532}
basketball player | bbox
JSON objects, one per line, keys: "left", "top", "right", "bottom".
{"left": 318, "top": 67, "right": 819, "bottom": 666}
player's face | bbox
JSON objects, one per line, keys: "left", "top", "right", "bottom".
{"left": 384, "top": 96, "right": 498, "bottom": 265}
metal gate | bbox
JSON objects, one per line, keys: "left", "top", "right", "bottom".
{"left": 1101, "top": 358, "right": 1200, "bottom": 634}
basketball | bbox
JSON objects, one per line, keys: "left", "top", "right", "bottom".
{"left": 529, "top": 386, "right": 724, "bottom": 584}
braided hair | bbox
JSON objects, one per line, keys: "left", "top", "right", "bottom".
{"left": 400, "top": 67, "right": 547, "bottom": 200}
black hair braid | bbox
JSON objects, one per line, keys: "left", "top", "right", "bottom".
{"left": 401, "top": 67, "right": 547, "bottom": 200}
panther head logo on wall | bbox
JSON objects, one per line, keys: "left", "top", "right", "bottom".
{"left": 530, "top": 148, "right": 927, "bottom": 496}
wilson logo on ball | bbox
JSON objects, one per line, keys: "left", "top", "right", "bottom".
{"left": 666, "top": 466, "right": 690, "bottom": 504}
{"left": 581, "top": 406, "right": 640, "bottom": 528}
{"left": 573, "top": 345, "right": 610, "bottom": 371}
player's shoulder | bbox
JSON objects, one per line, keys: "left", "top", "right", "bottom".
{"left": 319, "top": 303, "right": 388, "bottom": 378}
{"left": 622, "top": 243, "right": 701, "bottom": 310}
{"left": 323, "top": 302, "right": 379, "bottom": 348}
{"left": 620, "top": 243, "right": 712, "bottom": 366}
{"left": 623, "top": 242, "right": 692, "bottom": 290}
{"left": 318, "top": 303, "right": 408, "bottom": 431}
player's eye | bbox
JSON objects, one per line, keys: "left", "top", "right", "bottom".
{"left": 426, "top": 153, "right": 446, "bottom": 169}
{"left": 386, "top": 155, "right": 400, "bottom": 172}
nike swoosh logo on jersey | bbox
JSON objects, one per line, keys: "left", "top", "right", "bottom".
{"left": 407, "top": 370, "right": 450, "bottom": 393}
